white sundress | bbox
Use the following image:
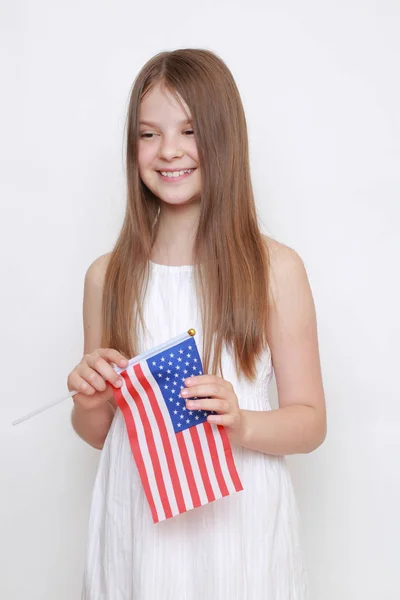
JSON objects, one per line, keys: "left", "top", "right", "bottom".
{"left": 81, "top": 260, "right": 308, "bottom": 600}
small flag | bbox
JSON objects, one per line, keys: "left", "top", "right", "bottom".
{"left": 114, "top": 330, "right": 243, "bottom": 524}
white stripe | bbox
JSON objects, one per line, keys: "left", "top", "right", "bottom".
{"left": 141, "top": 362, "right": 194, "bottom": 511}
{"left": 182, "top": 428, "right": 208, "bottom": 506}
{"left": 212, "top": 425, "right": 237, "bottom": 494}
{"left": 197, "top": 423, "right": 223, "bottom": 499}
{"left": 134, "top": 364, "right": 179, "bottom": 516}
{"left": 121, "top": 368, "right": 165, "bottom": 522}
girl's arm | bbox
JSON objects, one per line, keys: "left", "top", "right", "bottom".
{"left": 239, "top": 241, "right": 327, "bottom": 455}
{"left": 70, "top": 254, "right": 117, "bottom": 449}
{"left": 182, "top": 241, "right": 327, "bottom": 456}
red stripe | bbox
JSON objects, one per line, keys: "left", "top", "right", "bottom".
{"left": 217, "top": 425, "right": 243, "bottom": 492}
{"left": 114, "top": 379, "right": 159, "bottom": 523}
{"left": 176, "top": 431, "right": 201, "bottom": 509}
{"left": 190, "top": 425, "right": 215, "bottom": 503}
{"left": 136, "top": 364, "right": 186, "bottom": 515}
{"left": 126, "top": 366, "right": 173, "bottom": 520}
{"left": 203, "top": 421, "right": 229, "bottom": 497}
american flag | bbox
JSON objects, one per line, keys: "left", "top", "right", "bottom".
{"left": 114, "top": 332, "right": 243, "bottom": 524}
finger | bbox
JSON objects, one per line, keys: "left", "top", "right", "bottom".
{"left": 96, "top": 348, "right": 129, "bottom": 369}
{"left": 69, "top": 373, "right": 96, "bottom": 395}
{"left": 85, "top": 355, "right": 123, "bottom": 388}
{"left": 207, "top": 413, "right": 235, "bottom": 427}
{"left": 181, "top": 384, "right": 229, "bottom": 400}
{"left": 185, "top": 398, "right": 229, "bottom": 413}
{"left": 184, "top": 374, "right": 232, "bottom": 390}
{"left": 78, "top": 363, "right": 110, "bottom": 392}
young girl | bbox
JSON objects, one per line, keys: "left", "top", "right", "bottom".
{"left": 68, "top": 48, "right": 326, "bottom": 600}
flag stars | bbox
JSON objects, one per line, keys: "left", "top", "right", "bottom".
{"left": 167, "top": 369, "right": 171, "bottom": 374}
{"left": 176, "top": 401, "right": 180, "bottom": 406}
{"left": 170, "top": 353, "right": 174, "bottom": 357}
{"left": 164, "top": 385, "right": 169, "bottom": 389}
{"left": 179, "top": 349, "right": 184, "bottom": 354}
{"left": 161, "top": 357, "right": 165, "bottom": 362}
{"left": 178, "top": 357, "right": 182, "bottom": 362}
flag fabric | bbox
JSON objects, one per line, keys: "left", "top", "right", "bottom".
{"left": 114, "top": 333, "right": 243, "bottom": 524}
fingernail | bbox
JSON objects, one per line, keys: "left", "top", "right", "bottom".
{"left": 181, "top": 389, "right": 188, "bottom": 396}
{"left": 185, "top": 378, "right": 193, "bottom": 385}
{"left": 115, "top": 379, "right": 122, "bottom": 387}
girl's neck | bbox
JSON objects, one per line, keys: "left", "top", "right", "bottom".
{"left": 151, "top": 201, "right": 200, "bottom": 266}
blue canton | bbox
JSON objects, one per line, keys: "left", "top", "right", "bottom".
{"left": 146, "top": 338, "right": 211, "bottom": 433}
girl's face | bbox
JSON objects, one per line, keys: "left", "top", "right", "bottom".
{"left": 138, "top": 83, "right": 201, "bottom": 206}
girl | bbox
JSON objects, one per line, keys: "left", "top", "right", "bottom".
{"left": 68, "top": 48, "right": 326, "bottom": 600}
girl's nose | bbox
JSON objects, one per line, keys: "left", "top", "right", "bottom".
{"left": 158, "top": 136, "right": 184, "bottom": 161}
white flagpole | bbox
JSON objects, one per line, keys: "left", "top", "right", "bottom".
{"left": 11, "top": 390, "right": 79, "bottom": 426}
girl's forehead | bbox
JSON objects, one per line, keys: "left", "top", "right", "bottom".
{"left": 140, "top": 84, "right": 191, "bottom": 121}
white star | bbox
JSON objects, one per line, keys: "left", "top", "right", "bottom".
{"left": 193, "top": 366, "right": 197, "bottom": 371}
{"left": 177, "top": 423, "right": 181, "bottom": 427}
{"left": 199, "top": 371, "right": 203, "bottom": 375}
{"left": 189, "top": 411, "right": 193, "bottom": 415}
{"left": 195, "top": 415, "right": 199, "bottom": 420}
{"left": 159, "top": 365, "right": 164, "bottom": 370}
{"left": 152, "top": 361, "right": 156, "bottom": 366}
{"left": 169, "top": 397, "right": 173, "bottom": 402}
{"left": 174, "top": 373, "right": 179, "bottom": 378}
{"left": 185, "top": 361, "right": 189, "bottom": 366}
{"left": 187, "top": 353, "right": 191, "bottom": 358}
{"left": 189, "top": 345, "right": 192, "bottom": 350}
{"left": 178, "top": 357, "right": 182, "bottom": 362}
{"left": 173, "top": 381, "right": 177, "bottom": 386}
{"left": 184, "top": 369, "right": 188, "bottom": 374}
{"left": 183, "top": 407, "right": 187, "bottom": 411}
{"left": 180, "top": 415, "right": 184, "bottom": 419}
{"left": 186, "top": 419, "right": 190, "bottom": 424}
{"left": 170, "top": 353, "right": 174, "bottom": 357}
{"left": 158, "top": 374, "right": 162, "bottom": 378}
{"left": 176, "top": 401, "right": 180, "bottom": 406}
{"left": 164, "top": 385, "right": 169, "bottom": 389}
{"left": 167, "top": 369, "right": 171, "bottom": 374}
{"left": 194, "top": 358, "right": 198, "bottom": 362}
{"left": 166, "top": 377, "right": 170, "bottom": 381}
{"left": 179, "top": 349, "right": 184, "bottom": 354}
{"left": 173, "top": 410, "right": 178, "bottom": 415}
{"left": 161, "top": 357, "right": 165, "bottom": 362}
{"left": 168, "top": 361, "right": 172, "bottom": 366}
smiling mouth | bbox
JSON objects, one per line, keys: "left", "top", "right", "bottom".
{"left": 157, "top": 168, "right": 196, "bottom": 181}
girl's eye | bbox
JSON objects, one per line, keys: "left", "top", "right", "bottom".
{"left": 140, "top": 133, "right": 156, "bottom": 139}
{"left": 184, "top": 129, "right": 194, "bottom": 136}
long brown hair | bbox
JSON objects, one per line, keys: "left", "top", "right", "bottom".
{"left": 101, "top": 48, "right": 271, "bottom": 380}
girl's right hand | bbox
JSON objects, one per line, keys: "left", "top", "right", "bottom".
{"left": 67, "top": 349, "right": 129, "bottom": 411}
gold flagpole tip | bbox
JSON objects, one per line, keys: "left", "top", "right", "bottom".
{"left": 188, "top": 328, "right": 196, "bottom": 336}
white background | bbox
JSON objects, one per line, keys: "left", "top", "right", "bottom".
{"left": 1, "top": 1, "right": 399, "bottom": 598}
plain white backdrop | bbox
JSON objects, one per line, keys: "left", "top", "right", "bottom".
{"left": 1, "top": 1, "right": 399, "bottom": 598}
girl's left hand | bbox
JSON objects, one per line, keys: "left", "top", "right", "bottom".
{"left": 180, "top": 375, "right": 244, "bottom": 443}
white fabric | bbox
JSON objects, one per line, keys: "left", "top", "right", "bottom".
{"left": 82, "top": 261, "right": 308, "bottom": 600}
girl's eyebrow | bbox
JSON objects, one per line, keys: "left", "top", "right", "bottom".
{"left": 139, "top": 118, "right": 193, "bottom": 127}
